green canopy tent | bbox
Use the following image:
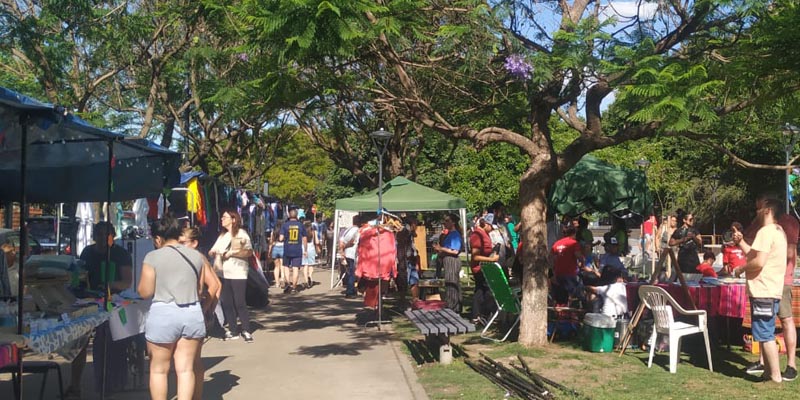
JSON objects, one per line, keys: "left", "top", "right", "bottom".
{"left": 330, "top": 176, "right": 468, "bottom": 288}
{"left": 549, "top": 155, "right": 652, "bottom": 223}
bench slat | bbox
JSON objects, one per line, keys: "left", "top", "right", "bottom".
{"left": 439, "top": 308, "right": 476, "bottom": 333}
{"left": 408, "top": 310, "right": 439, "bottom": 335}
{"left": 405, "top": 310, "right": 431, "bottom": 335}
{"left": 419, "top": 310, "right": 457, "bottom": 336}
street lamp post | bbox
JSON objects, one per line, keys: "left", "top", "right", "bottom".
{"left": 710, "top": 175, "right": 720, "bottom": 240}
{"left": 229, "top": 163, "right": 244, "bottom": 189}
{"left": 367, "top": 128, "right": 392, "bottom": 330}
{"left": 783, "top": 124, "right": 800, "bottom": 215}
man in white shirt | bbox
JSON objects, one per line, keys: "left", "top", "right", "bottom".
{"left": 339, "top": 215, "right": 361, "bottom": 299}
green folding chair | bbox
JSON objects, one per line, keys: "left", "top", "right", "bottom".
{"left": 480, "top": 262, "right": 522, "bottom": 342}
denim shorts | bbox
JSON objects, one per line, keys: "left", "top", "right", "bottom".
{"left": 407, "top": 262, "right": 420, "bottom": 285}
{"left": 145, "top": 302, "right": 206, "bottom": 343}
{"left": 751, "top": 298, "right": 780, "bottom": 342}
{"left": 271, "top": 245, "right": 284, "bottom": 259}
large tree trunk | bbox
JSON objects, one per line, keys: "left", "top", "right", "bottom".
{"left": 517, "top": 161, "right": 556, "bottom": 346}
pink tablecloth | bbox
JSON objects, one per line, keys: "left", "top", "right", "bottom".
{"left": 626, "top": 283, "right": 747, "bottom": 318}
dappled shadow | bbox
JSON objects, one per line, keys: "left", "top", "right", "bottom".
{"left": 201, "top": 370, "right": 240, "bottom": 400}
{"left": 624, "top": 335, "right": 754, "bottom": 378}
{"left": 291, "top": 342, "right": 375, "bottom": 358}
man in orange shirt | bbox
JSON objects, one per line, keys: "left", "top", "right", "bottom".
{"left": 734, "top": 198, "right": 788, "bottom": 383}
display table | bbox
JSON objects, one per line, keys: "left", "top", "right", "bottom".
{"left": 23, "top": 312, "right": 109, "bottom": 354}
{"left": 108, "top": 300, "right": 150, "bottom": 341}
{"left": 626, "top": 282, "right": 748, "bottom": 318}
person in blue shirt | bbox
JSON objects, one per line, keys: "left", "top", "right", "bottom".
{"left": 433, "top": 213, "right": 464, "bottom": 312}
{"left": 279, "top": 208, "right": 307, "bottom": 293}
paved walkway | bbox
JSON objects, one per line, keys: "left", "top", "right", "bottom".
{"left": 1, "top": 269, "right": 428, "bottom": 399}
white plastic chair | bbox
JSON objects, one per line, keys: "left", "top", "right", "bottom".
{"left": 638, "top": 285, "right": 713, "bottom": 373}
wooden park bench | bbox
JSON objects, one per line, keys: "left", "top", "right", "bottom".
{"left": 404, "top": 308, "right": 476, "bottom": 364}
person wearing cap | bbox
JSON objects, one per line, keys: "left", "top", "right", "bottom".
{"left": 484, "top": 213, "right": 507, "bottom": 272}
{"left": 598, "top": 236, "right": 627, "bottom": 284}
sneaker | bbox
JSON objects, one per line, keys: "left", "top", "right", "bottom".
{"left": 224, "top": 330, "right": 239, "bottom": 341}
{"left": 783, "top": 366, "right": 798, "bottom": 382}
{"left": 290, "top": 286, "right": 298, "bottom": 294}
{"left": 746, "top": 362, "right": 765, "bottom": 375}
{"left": 308, "top": 278, "right": 314, "bottom": 288}
{"left": 345, "top": 294, "right": 358, "bottom": 299}
{"left": 242, "top": 332, "right": 254, "bottom": 343}
{"left": 283, "top": 286, "right": 292, "bottom": 294}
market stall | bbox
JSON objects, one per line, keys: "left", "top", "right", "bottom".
{"left": 0, "top": 86, "right": 180, "bottom": 399}
{"left": 330, "top": 176, "right": 468, "bottom": 288}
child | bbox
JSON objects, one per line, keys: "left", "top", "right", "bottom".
{"left": 586, "top": 269, "right": 627, "bottom": 317}
{"left": 696, "top": 250, "right": 718, "bottom": 278}
{"left": 722, "top": 222, "right": 746, "bottom": 276}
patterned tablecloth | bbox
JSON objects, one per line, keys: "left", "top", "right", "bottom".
{"left": 741, "top": 286, "right": 800, "bottom": 328}
{"left": 626, "top": 283, "right": 748, "bottom": 318}
{"left": 24, "top": 312, "right": 109, "bottom": 354}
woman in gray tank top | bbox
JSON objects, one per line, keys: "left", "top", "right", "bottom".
{"left": 138, "top": 216, "right": 220, "bottom": 400}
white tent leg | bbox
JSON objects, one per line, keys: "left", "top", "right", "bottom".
{"left": 330, "top": 210, "right": 341, "bottom": 289}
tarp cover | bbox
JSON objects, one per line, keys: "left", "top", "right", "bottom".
{"left": 0, "top": 87, "right": 181, "bottom": 202}
{"left": 549, "top": 155, "right": 652, "bottom": 217}
{"left": 335, "top": 176, "right": 466, "bottom": 212}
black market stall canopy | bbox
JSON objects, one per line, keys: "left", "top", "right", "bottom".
{"left": 0, "top": 87, "right": 181, "bottom": 203}
{"left": 549, "top": 155, "right": 652, "bottom": 219}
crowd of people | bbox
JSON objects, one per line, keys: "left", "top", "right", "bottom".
{"left": 51, "top": 190, "right": 800, "bottom": 398}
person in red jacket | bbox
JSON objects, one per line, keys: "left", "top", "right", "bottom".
{"left": 551, "top": 225, "right": 584, "bottom": 304}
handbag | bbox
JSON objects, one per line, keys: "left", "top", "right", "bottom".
{"left": 751, "top": 297, "right": 775, "bottom": 318}
{"left": 168, "top": 246, "right": 217, "bottom": 329}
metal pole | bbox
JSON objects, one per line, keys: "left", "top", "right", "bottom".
{"left": 366, "top": 129, "right": 392, "bottom": 330}
{"left": 15, "top": 113, "right": 29, "bottom": 400}
{"left": 376, "top": 149, "right": 383, "bottom": 330}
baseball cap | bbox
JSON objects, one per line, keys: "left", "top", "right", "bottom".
{"left": 609, "top": 237, "right": 619, "bottom": 245}
{"left": 483, "top": 213, "right": 495, "bottom": 226}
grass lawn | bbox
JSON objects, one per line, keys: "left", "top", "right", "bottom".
{"left": 392, "top": 312, "right": 798, "bottom": 400}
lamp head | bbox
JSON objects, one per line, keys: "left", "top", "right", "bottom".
{"left": 369, "top": 128, "right": 393, "bottom": 143}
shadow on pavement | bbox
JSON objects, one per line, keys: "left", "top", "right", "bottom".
{"left": 202, "top": 370, "right": 240, "bottom": 399}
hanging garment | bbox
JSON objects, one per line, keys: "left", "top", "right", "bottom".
{"left": 132, "top": 198, "right": 149, "bottom": 235}
{"left": 75, "top": 202, "right": 94, "bottom": 256}
{"left": 146, "top": 197, "right": 159, "bottom": 220}
{"left": 355, "top": 227, "right": 398, "bottom": 280}
{"left": 186, "top": 178, "right": 207, "bottom": 226}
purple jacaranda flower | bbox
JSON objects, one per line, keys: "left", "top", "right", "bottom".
{"left": 504, "top": 54, "right": 532, "bottom": 80}
{"left": 237, "top": 53, "right": 249, "bottom": 62}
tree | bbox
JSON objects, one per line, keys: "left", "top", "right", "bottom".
{"left": 240, "top": 0, "right": 791, "bottom": 346}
